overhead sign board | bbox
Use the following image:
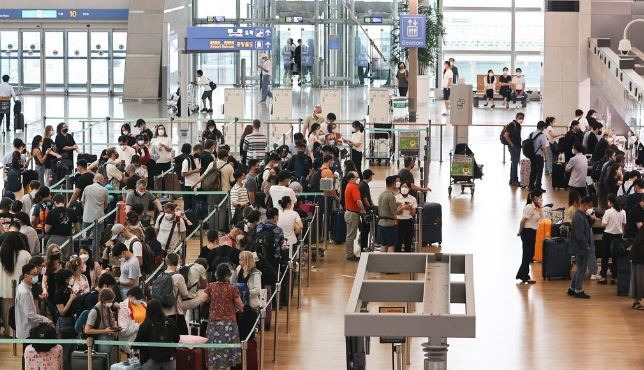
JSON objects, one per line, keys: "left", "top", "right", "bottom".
{"left": 364, "top": 16, "right": 383, "bottom": 24}
{"left": 399, "top": 14, "right": 426, "bottom": 48}
{"left": 328, "top": 35, "right": 340, "bottom": 50}
{"left": 0, "top": 9, "right": 129, "bottom": 20}
{"left": 186, "top": 26, "right": 273, "bottom": 52}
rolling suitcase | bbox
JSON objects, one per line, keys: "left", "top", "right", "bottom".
{"left": 14, "top": 112, "right": 24, "bottom": 131}
{"left": 551, "top": 162, "right": 568, "bottom": 189}
{"left": 331, "top": 209, "right": 346, "bottom": 243}
{"left": 534, "top": 219, "right": 552, "bottom": 262}
{"left": 71, "top": 350, "right": 110, "bottom": 370}
{"left": 542, "top": 237, "right": 571, "bottom": 279}
{"left": 176, "top": 347, "right": 205, "bottom": 370}
{"left": 611, "top": 239, "right": 631, "bottom": 296}
{"left": 231, "top": 339, "right": 258, "bottom": 370}
{"left": 421, "top": 202, "right": 442, "bottom": 246}
{"left": 110, "top": 358, "right": 140, "bottom": 370}
{"left": 520, "top": 158, "right": 531, "bottom": 188}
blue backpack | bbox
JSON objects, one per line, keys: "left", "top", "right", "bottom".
{"left": 74, "top": 306, "right": 100, "bottom": 334}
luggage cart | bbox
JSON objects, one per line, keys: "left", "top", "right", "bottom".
{"left": 363, "top": 211, "right": 380, "bottom": 253}
{"left": 367, "top": 123, "right": 394, "bottom": 165}
{"left": 397, "top": 130, "right": 421, "bottom": 168}
{"left": 448, "top": 152, "right": 476, "bottom": 196}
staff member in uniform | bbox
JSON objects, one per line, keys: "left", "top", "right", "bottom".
{"left": 0, "top": 75, "right": 17, "bottom": 132}
{"left": 516, "top": 189, "right": 543, "bottom": 284}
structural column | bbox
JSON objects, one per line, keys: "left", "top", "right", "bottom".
{"left": 408, "top": 0, "right": 418, "bottom": 122}
{"left": 542, "top": 0, "right": 591, "bottom": 123}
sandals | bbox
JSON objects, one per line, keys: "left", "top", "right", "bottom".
{"left": 631, "top": 302, "right": 644, "bottom": 310}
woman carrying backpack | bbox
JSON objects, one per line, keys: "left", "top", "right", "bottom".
{"left": 204, "top": 263, "right": 244, "bottom": 369}
{"left": 232, "top": 251, "right": 263, "bottom": 309}
{"left": 134, "top": 299, "right": 180, "bottom": 369}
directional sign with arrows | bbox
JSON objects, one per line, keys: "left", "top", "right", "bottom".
{"left": 399, "top": 15, "right": 426, "bottom": 48}
{"left": 186, "top": 26, "right": 274, "bottom": 52}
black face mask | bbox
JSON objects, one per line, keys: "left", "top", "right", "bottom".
{"left": 62, "top": 128, "right": 68, "bottom": 134}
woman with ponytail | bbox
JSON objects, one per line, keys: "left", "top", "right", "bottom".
{"left": 277, "top": 196, "right": 303, "bottom": 260}
{"left": 345, "top": 121, "right": 365, "bottom": 177}
{"left": 516, "top": 188, "right": 543, "bottom": 284}
{"left": 599, "top": 193, "right": 626, "bottom": 284}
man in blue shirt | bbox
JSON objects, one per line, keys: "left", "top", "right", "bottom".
{"left": 255, "top": 207, "right": 286, "bottom": 263}
{"left": 529, "top": 121, "right": 548, "bottom": 192}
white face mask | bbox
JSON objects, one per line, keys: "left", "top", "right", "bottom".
{"left": 104, "top": 302, "right": 113, "bottom": 308}
{"left": 488, "top": 73, "right": 494, "bottom": 77}
{"left": 120, "top": 144, "right": 127, "bottom": 150}
{"left": 165, "top": 213, "right": 174, "bottom": 220}
{"left": 119, "top": 257, "right": 126, "bottom": 264}
{"left": 401, "top": 187, "right": 410, "bottom": 195}
{"left": 395, "top": 181, "right": 401, "bottom": 188}
{"left": 32, "top": 275, "right": 39, "bottom": 284}
{"left": 68, "top": 282, "right": 74, "bottom": 289}
{"left": 79, "top": 254, "right": 89, "bottom": 262}
{"left": 328, "top": 140, "right": 335, "bottom": 145}
{"left": 123, "top": 131, "right": 129, "bottom": 135}
{"left": 354, "top": 178, "right": 360, "bottom": 185}
{"left": 132, "top": 299, "right": 142, "bottom": 305}
{"left": 137, "top": 140, "right": 144, "bottom": 146}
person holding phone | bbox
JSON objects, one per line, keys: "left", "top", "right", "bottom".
{"left": 395, "top": 182, "right": 418, "bottom": 253}
{"left": 84, "top": 288, "right": 121, "bottom": 361}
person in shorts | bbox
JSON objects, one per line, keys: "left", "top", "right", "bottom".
{"left": 196, "top": 69, "right": 213, "bottom": 113}
{"left": 442, "top": 61, "right": 453, "bottom": 116}
{"left": 377, "top": 175, "right": 400, "bottom": 253}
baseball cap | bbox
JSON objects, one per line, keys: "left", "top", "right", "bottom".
{"left": 110, "top": 224, "right": 125, "bottom": 240}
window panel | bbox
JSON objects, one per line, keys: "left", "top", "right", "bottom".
{"left": 443, "top": 11, "right": 511, "bottom": 51}
{"left": 197, "top": 0, "right": 237, "bottom": 18}
{"left": 443, "top": 53, "right": 511, "bottom": 86}
{"left": 515, "top": 11, "right": 543, "bottom": 51}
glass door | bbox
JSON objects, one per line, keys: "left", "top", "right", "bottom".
{"left": 67, "top": 31, "right": 88, "bottom": 92}
{"left": 21, "top": 31, "right": 41, "bottom": 92}
{"left": 112, "top": 31, "right": 127, "bottom": 92}
{"left": 0, "top": 31, "right": 19, "bottom": 84}
{"left": 44, "top": 31, "right": 64, "bottom": 92}
{"left": 90, "top": 31, "right": 110, "bottom": 92}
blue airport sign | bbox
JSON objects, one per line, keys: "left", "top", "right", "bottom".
{"left": 399, "top": 15, "right": 426, "bottom": 48}
{"left": 186, "top": 27, "right": 273, "bottom": 40}
{"left": 186, "top": 38, "right": 272, "bottom": 52}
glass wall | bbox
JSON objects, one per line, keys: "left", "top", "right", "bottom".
{"left": 0, "top": 31, "right": 19, "bottom": 83}
{"left": 442, "top": 1, "right": 543, "bottom": 90}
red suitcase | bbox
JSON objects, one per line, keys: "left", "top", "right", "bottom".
{"left": 176, "top": 347, "right": 205, "bottom": 370}
{"left": 232, "top": 339, "right": 258, "bottom": 370}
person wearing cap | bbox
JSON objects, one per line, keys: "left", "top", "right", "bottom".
{"left": 258, "top": 53, "right": 273, "bottom": 103}
{"left": 111, "top": 224, "right": 144, "bottom": 267}
{"left": 117, "top": 286, "right": 147, "bottom": 354}
{"left": 135, "top": 119, "right": 154, "bottom": 141}
{"left": 359, "top": 169, "right": 375, "bottom": 251}
{"left": 112, "top": 242, "right": 141, "bottom": 299}
{"left": 269, "top": 170, "right": 297, "bottom": 211}
{"left": 44, "top": 194, "right": 73, "bottom": 255}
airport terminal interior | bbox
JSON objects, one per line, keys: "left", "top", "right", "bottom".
{"left": 0, "top": 0, "right": 643, "bottom": 369}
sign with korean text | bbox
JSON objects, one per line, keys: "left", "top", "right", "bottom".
{"left": 399, "top": 15, "right": 426, "bottom": 48}
{"left": 186, "top": 26, "right": 273, "bottom": 52}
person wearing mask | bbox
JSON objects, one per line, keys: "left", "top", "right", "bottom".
{"left": 584, "top": 123, "right": 603, "bottom": 155}
{"left": 78, "top": 245, "right": 102, "bottom": 289}
{"left": 41, "top": 125, "right": 61, "bottom": 185}
{"left": 502, "top": 113, "right": 524, "bottom": 186}
{"left": 23, "top": 322, "right": 61, "bottom": 370}
{"left": 574, "top": 109, "right": 587, "bottom": 131}
{"left": 44, "top": 194, "right": 73, "bottom": 256}
{"left": 126, "top": 179, "right": 162, "bottom": 216}
{"left": 566, "top": 142, "right": 589, "bottom": 197}
{"left": 516, "top": 189, "right": 543, "bottom": 284}
{"left": 396, "top": 62, "right": 409, "bottom": 97}
{"left": 258, "top": 53, "right": 273, "bottom": 103}
{"left": 243, "top": 119, "right": 268, "bottom": 163}
{"left": 111, "top": 243, "right": 141, "bottom": 300}
{"left": 344, "top": 172, "right": 366, "bottom": 261}
{"left": 180, "top": 144, "right": 201, "bottom": 211}
{"left": 119, "top": 123, "right": 136, "bottom": 147}
{"left": 592, "top": 129, "right": 613, "bottom": 163}
{"left": 498, "top": 67, "right": 512, "bottom": 109}
{"left": 286, "top": 143, "right": 312, "bottom": 184}
{"left": 204, "top": 263, "right": 244, "bottom": 369}
{"left": 511, "top": 68, "right": 526, "bottom": 108}
{"left": 53, "top": 269, "right": 79, "bottom": 339}
{"left": 196, "top": 148, "right": 235, "bottom": 229}
{"left": 277, "top": 196, "right": 303, "bottom": 260}
{"left": 604, "top": 162, "right": 623, "bottom": 199}
{"left": 104, "top": 147, "right": 124, "bottom": 189}
{"left": 302, "top": 105, "right": 324, "bottom": 137}
{"left": 202, "top": 120, "right": 224, "bottom": 145}
{"left": 378, "top": 176, "right": 399, "bottom": 253}
{"left": 599, "top": 194, "right": 626, "bottom": 285}
{"left": 66, "top": 256, "right": 90, "bottom": 294}
{"left": 345, "top": 121, "right": 365, "bottom": 177}
{"left": 67, "top": 159, "right": 94, "bottom": 207}
{"left": 232, "top": 251, "right": 262, "bottom": 309}
{"left": 528, "top": 121, "right": 548, "bottom": 192}
{"left": 16, "top": 262, "right": 53, "bottom": 345}
{"left": 111, "top": 224, "right": 144, "bottom": 267}
{"left": 133, "top": 299, "right": 180, "bottom": 369}
{"left": 0, "top": 74, "right": 17, "bottom": 131}
{"left": 560, "top": 120, "right": 583, "bottom": 162}
{"left": 21, "top": 180, "right": 40, "bottom": 215}
{"left": 134, "top": 119, "right": 154, "bottom": 141}
{"left": 41, "top": 245, "right": 62, "bottom": 304}
{"left": 395, "top": 182, "right": 417, "bottom": 253}
{"left": 358, "top": 169, "right": 375, "bottom": 252}
{"left": 196, "top": 69, "right": 214, "bottom": 113}
{"left": 441, "top": 60, "right": 453, "bottom": 116}
{"left": 568, "top": 196, "right": 596, "bottom": 299}
{"left": 619, "top": 171, "right": 640, "bottom": 197}
{"left": 151, "top": 125, "right": 173, "bottom": 173}
{"left": 199, "top": 230, "right": 241, "bottom": 272}
{"left": 544, "top": 116, "right": 563, "bottom": 176}
{"left": 230, "top": 169, "right": 250, "bottom": 222}
{"left": 83, "top": 288, "right": 120, "bottom": 359}
{"left": 398, "top": 156, "right": 431, "bottom": 198}
{"left": 294, "top": 39, "right": 303, "bottom": 85}
{"left": 116, "top": 286, "right": 146, "bottom": 355}
{"left": 54, "top": 122, "right": 77, "bottom": 173}
{"left": 483, "top": 69, "right": 496, "bottom": 108}
{"left": 255, "top": 208, "right": 286, "bottom": 272}
{"left": 155, "top": 203, "right": 187, "bottom": 252}
{"left": 586, "top": 109, "right": 600, "bottom": 130}
{"left": 81, "top": 174, "right": 108, "bottom": 255}
{"left": 269, "top": 170, "right": 297, "bottom": 211}
{"left": 31, "top": 136, "right": 48, "bottom": 186}
{"left": 158, "top": 251, "right": 202, "bottom": 334}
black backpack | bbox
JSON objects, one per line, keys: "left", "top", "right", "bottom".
{"left": 150, "top": 272, "right": 176, "bottom": 308}
{"left": 6, "top": 167, "right": 21, "bottom": 192}
{"left": 522, "top": 132, "right": 542, "bottom": 159}
{"left": 129, "top": 238, "right": 156, "bottom": 275}
{"left": 209, "top": 80, "right": 217, "bottom": 90}
{"left": 255, "top": 225, "right": 276, "bottom": 260}
{"left": 149, "top": 320, "right": 175, "bottom": 363}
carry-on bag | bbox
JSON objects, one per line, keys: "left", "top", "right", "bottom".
{"left": 612, "top": 239, "right": 631, "bottom": 296}
{"left": 110, "top": 358, "right": 140, "bottom": 370}
{"left": 71, "top": 349, "right": 110, "bottom": 370}
{"left": 176, "top": 347, "right": 205, "bottom": 370}
{"left": 520, "top": 158, "right": 531, "bottom": 188}
{"left": 542, "top": 237, "right": 571, "bottom": 279}
{"left": 331, "top": 209, "right": 347, "bottom": 243}
{"left": 534, "top": 219, "right": 552, "bottom": 262}
{"left": 421, "top": 202, "right": 442, "bottom": 246}
{"left": 551, "top": 162, "right": 568, "bottom": 189}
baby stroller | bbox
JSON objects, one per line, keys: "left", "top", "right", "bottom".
{"left": 448, "top": 143, "right": 483, "bottom": 197}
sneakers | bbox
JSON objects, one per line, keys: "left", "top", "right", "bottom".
{"left": 441, "top": 112, "right": 449, "bottom": 116}
{"left": 200, "top": 108, "right": 208, "bottom": 113}
{"left": 574, "top": 291, "right": 591, "bottom": 299}
{"left": 491, "top": 104, "right": 495, "bottom": 108}
{"left": 590, "top": 274, "right": 602, "bottom": 280}
{"left": 567, "top": 288, "right": 575, "bottom": 296}
{"left": 346, "top": 256, "right": 360, "bottom": 262}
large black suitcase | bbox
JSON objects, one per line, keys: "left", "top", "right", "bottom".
{"left": 612, "top": 238, "right": 631, "bottom": 296}
{"left": 542, "top": 237, "right": 571, "bottom": 279}
{"left": 70, "top": 350, "right": 109, "bottom": 370}
{"left": 331, "top": 209, "right": 346, "bottom": 243}
{"left": 421, "top": 202, "right": 442, "bottom": 246}
{"left": 551, "top": 162, "right": 568, "bottom": 190}
{"left": 14, "top": 112, "right": 24, "bottom": 131}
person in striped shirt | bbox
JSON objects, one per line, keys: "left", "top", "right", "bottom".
{"left": 230, "top": 169, "right": 250, "bottom": 220}
{"left": 243, "top": 119, "right": 268, "bottom": 162}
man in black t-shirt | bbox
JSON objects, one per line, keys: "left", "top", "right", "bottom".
{"left": 503, "top": 112, "right": 524, "bottom": 187}
{"left": 397, "top": 157, "right": 430, "bottom": 199}
{"left": 67, "top": 159, "right": 94, "bottom": 207}
{"left": 45, "top": 194, "right": 73, "bottom": 256}
{"left": 124, "top": 164, "right": 141, "bottom": 191}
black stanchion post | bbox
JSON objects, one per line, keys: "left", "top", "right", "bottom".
{"left": 241, "top": 340, "right": 248, "bottom": 370}
{"left": 259, "top": 307, "right": 266, "bottom": 370}
{"left": 273, "top": 266, "right": 281, "bottom": 362}
{"left": 199, "top": 221, "right": 205, "bottom": 249}
{"left": 11, "top": 280, "right": 16, "bottom": 356}
{"left": 286, "top": 260, "right": 292, "bottom": 333}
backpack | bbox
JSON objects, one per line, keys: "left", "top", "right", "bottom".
{"left": 149, "top": 320, "right": 175, "bottom": 363}
{"left": 173, "top": 153, "right": 187, "bottom": 180}
{"left": 178, "top": 263, "right": 198, "bottom": 290}
{"left": 36, "top": 200, "right": 54, "bottom": 229}
{"left": 202, "top": 162, "right": 228, "bottom": 191}
{"left": 129, "top": 238, "right": 156, "bottom": 275}
{"left": 208, "top": 80, "right": 217, "bottom": 90}
{"left": 69, "top": 200, "right": 83, "bottom": 223}
{"left": 522, "top": 132, "right": 542, "bottom": 159}
{"left": 98, "top": 162, "right": 109, "bottom": 182}
{"left": 616, "top": 183, "right": 634, "bottom": 210}
{"left": 6, "top": 168, "right": 22, "bottom": 192}
{"left": 150, "top": 272, "right": 176, "bottom": 308}
{"left": 499, "top": 124, "right": 509, "bottom": 145}
{"left": 74, "top": 306, "right": 101, "bottom": 335}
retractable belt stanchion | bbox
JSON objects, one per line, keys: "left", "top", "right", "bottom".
{"left": 273, "top": 265, "right": 281, "bottom": 362}
{"left": 286, "top": 260, "right": 292, "bottom": 333}
{"left": 241, "top": 340, "right": 248, "bottom": 370}
{"left": 259, "top": 307, "right": 266, "bottom": 370}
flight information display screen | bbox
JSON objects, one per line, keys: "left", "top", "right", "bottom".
{"left": 0, "top": 9, "right": 129, "bottom": 20}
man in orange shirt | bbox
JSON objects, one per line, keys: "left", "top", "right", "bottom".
{"left": 344, "top": 171, "right": 365, "bottom": 261}
{"left": 321, "top": 155, "right": 341, "bottom": 206}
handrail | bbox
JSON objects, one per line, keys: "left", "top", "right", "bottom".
{"left": 57, "top": 208, "right": 118, "bottom": 250}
